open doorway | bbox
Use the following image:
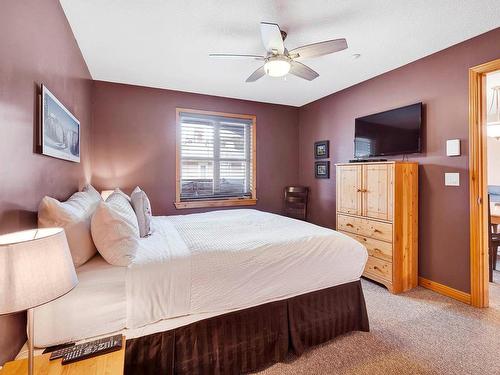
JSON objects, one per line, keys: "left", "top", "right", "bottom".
{"left": 469, "top": 58, "right": 500, "bottom": 308}
{"left": 486, "top": 70, "right": 500, "bottom": 294}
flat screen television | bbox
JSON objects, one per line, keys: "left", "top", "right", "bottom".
{"left": 354, "top": 103, "right": 422, "bottom": 158}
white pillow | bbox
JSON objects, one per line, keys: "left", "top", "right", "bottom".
{"left": 82, "top": 184, "right": 102, "bottom": 202}
{"left": 130, "top": 187, "right": 152, "bottom": 238}
{"left": 113, "top": 188, "right": 131, "bottom": 202}
{"left": 91, "top": 191, "right": 140, "bottom": 266}
{"left": 38, "top": 185, "right": 102, "bottom": 267}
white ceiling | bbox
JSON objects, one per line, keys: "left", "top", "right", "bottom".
{"left": 60, "top": 0, "right": 500, "bottom": 107}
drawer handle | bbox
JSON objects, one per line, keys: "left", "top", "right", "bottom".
{"left": 346, "top": 223, "right": 354, "bottom": 227}
{"left": 373, "top": 248, "right": 382, "bottom": 254}
{"left": 373, "top": 229, "right": 382, "bottom": 233}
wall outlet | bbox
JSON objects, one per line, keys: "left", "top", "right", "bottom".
{"left": 445, "top": 172, "right": 460, "bottom": 186}
{"left": 446, "top": 139, "right": 461, "bottom": 156}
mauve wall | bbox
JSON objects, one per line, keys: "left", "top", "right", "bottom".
{"left": 298, "top": 28, "right": 500, "bottom": 294}
{"left": 91, "top": 81, "right": 299, "bottom": 216}
{"left": 0, "top": 0, "right": 92, "bottom": 365}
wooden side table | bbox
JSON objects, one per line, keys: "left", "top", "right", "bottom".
{"left": 0, "top": 337, "right": 125, "bottom": 375}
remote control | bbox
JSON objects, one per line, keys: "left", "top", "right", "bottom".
{"left": 49, "top": 335, "right": 122, "bottom": 364}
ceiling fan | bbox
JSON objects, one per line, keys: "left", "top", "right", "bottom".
{"left": 209, "top": 22, "right": 348, "bottom": 82}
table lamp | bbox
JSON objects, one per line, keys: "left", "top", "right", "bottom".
{"left": 0, "top": 228, "right": 78, "bottom": 375}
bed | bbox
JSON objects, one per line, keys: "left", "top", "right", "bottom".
{"left": 33, "top": 209, "right": 369, "bottom": 374}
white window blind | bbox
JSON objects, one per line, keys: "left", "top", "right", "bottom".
{"left": 179, "top": 112, "right": 254, "bottom": 201}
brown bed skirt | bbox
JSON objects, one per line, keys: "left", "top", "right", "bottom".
{"left": 125, "top": 280, "right": 369, "bottom": 375}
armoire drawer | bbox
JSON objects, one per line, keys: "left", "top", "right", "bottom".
{"left": 337, "top": 214, "right": 393, "bottom": 243}
{"left": 339, "top": 231, "right": 393, "bottom": 262}
{"left": 363, "top": 256, "right": 392, "bottom": 283}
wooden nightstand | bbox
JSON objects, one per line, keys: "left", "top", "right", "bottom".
{"left": 0, "top": 337, "right": 125, "bottom": 375}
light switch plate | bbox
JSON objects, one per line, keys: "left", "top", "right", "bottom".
{"left": 445, "top": 172, "right": 460, "bottom": 186}
{"left": 446, "top": 139, "right": 461, "bottom": 156}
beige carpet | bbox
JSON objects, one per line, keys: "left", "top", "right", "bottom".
{"left": 257, "top": 273, "right": 500, "bottom": 375}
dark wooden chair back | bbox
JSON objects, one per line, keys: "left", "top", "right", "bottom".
{"left": 488, "top": 194, "right": 500, "bottom": 281}
{"left": 284, "top": 186, "right": 309, "bottom": 221}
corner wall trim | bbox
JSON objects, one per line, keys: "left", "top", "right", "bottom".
{"left": 418, "top": 277, "right": 471, "bottom": 305}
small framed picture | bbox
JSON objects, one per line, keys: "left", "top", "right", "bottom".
{"left": 314, "top": 140, "right": 329, "bottom": 159}
{"left": 315, "top": 161, "right": 330, "bottom": 179}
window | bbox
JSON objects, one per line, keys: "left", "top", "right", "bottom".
{"left": 175, "top": 108, "right": 257, "bottom": 209}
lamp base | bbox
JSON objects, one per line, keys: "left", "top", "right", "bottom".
{"left": 27, "top": 308, "right": 34, "bottom": 375}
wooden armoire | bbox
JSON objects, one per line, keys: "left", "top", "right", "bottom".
{"left": 336, "top": 161, "right": 418, "bottom": 294}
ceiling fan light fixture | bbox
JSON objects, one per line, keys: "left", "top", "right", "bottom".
{"left": 264, "top": 57, "right": 291, "bottom": 77}
{"left": 210, "top": 22, "right": 347, "bottom": 82}
{"left": 487, "top": 85, "right": 500, "bottom": 125}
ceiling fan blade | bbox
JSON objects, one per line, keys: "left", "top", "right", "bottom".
{"left": 209, "top": 53, "right": 265, "bottom": 60}
{"left": 289, "top": 61, "right": 319, "bottom": 81}
{"left": 260, "top": 22, "right": 284, "bottom": 54}
{"left": 246, "top": 66, "right": 266, "bottom": 82}
{"left": 289, "top": 38, "right": 348, "bottom": 60}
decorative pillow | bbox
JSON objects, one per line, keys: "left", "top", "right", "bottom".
{"left": 82, "top": 183, "right": 102, "bottom": 203}
{"left": 38, "top": 185, "right": 102, "bottom": 268}
{"left": 113, "top": 188, "right": 131, "bottom": 202}
{"left": 91, "top": 192, "right": 140, "bottom": 266}
{"left": 130, "top": 187, "right": 152, "bottom": 238}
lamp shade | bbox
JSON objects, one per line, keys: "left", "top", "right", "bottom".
{"left": 0, "top": 228, "right": 78, "bottom": 314}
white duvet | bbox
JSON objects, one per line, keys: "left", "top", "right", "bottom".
{"left": 33, "top": 209, "right": 367, "bottom": 347}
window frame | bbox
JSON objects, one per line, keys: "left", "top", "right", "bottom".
{"left": 175, "top": 108, "right": 257, "bottom": 209}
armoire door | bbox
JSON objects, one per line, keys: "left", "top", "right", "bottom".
{"left": 362, "top": 164, "right": 394, "bottom": 221}
{"left": 336, "top": 165, "right": 362, "bottom": 216}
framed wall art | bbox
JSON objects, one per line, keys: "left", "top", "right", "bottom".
{"left": 314, "top": 140, "right": 329, "bottom": 159}
{"left": 40, "top": 85, "right": 80, "bottom": 162}
{"left": 315, "top": 161, "right": 330, "bottom": 179}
